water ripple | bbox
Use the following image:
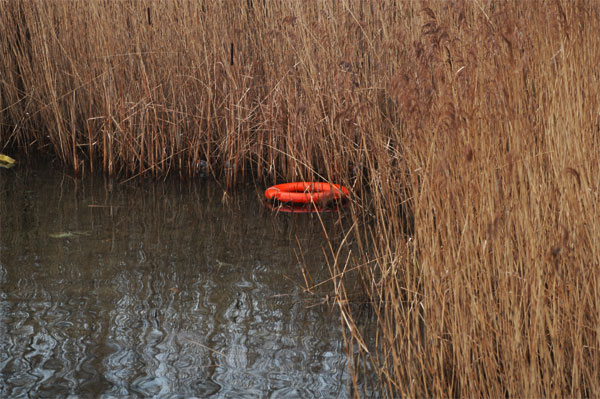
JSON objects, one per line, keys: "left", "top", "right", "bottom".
{"left": 0, "top": 169, "right": 373, "bottom": 398}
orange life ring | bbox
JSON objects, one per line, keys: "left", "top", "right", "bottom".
{"left": 265, "top": 182, "right": 349, "bottom": 204}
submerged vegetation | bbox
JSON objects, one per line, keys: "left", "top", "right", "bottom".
{"left": 2, "top": 0, "right": 600, "bottom": 397}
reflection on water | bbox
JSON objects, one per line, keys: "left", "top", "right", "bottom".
{"left": 0, "top": 166, "right": 358, "bottom": 398}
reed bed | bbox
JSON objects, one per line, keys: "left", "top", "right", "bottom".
{"left": 2, "top": 0, "right": 600, "bottom": 397}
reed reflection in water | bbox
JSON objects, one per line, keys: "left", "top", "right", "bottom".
{"left": 0, "top": 167, "right": 355, "bottom": 398}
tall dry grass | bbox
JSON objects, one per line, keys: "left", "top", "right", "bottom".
{"left": 2, "top": 0, "right": 600, "bottom": 397}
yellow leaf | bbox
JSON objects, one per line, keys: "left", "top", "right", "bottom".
{"left": 0, "top": 154, "right": 16, "bottom": 169}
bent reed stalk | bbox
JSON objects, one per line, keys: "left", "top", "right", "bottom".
{"left": 2, "top": 1, "right": 600, "bottom": 397}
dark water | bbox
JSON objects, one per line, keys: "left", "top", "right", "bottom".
{"left": 0, "top": 166, "right": 363, "bottom": 398}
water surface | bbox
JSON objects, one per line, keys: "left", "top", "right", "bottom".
{"left": 0, "top": 166, "right": 358, "bottom": 398}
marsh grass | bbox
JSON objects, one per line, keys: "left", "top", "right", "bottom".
{"left": 2, "top": 0, "right": 600, "bottom": 397}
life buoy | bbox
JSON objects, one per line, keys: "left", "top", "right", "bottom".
{"left": 264, "top": 182, "right": 349, "bottom": 204}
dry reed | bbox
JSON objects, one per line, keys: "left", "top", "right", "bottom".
{"left": 2, "top": 0, "right": 600, "bottom": 397}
